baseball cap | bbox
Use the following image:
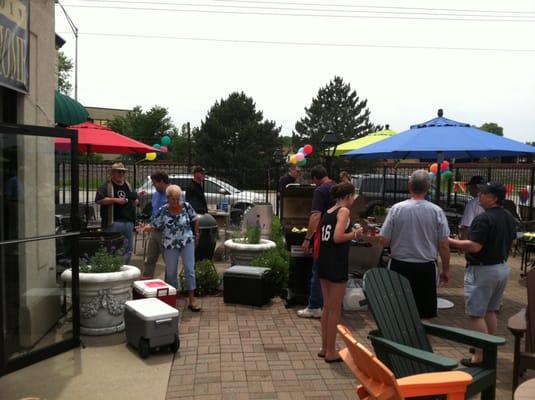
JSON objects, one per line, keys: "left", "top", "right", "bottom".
{"left": 192, "top": 166, "right": 206, "bottom": 174}
{"left": 478, "top": 182, "right": 506, "bottom": 202}
{"left": 468, "top": 175, "right": 484, "bottom": 186}
{"left": 111, "top": 162, "right": 127, "bottom": 171}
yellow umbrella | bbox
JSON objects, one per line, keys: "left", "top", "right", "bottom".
{"left": 334, "top": 128, "right": 397, "bottom": 156}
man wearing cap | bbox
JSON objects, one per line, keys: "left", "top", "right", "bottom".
{"left": 186, "top": 166, "right": 208, "bottom": 214}
{"left": 459, "top": 176, "right": 485, "bottom": 240}
{"left": 95, "top": 162, "right": 139, "bottom": 264}
{"left": 449, "top": 182, "right": 517, "bottom": 367}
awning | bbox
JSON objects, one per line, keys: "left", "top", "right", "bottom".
{"left": 55, "top": 90, "right": 89, "bottom": 127}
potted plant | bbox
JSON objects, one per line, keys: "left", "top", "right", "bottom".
{"left": 224, "top": 225, "right": 276, "bottom": 265}
{"left": 61, "top": 248, "right": 140, "bottom": 336}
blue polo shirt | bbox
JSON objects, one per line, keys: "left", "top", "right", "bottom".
{"left": 151, "top": 190, "right": 168, "bottom": 221}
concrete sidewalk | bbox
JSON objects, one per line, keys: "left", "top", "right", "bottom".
{"left": 0, "top": 249, "right": 533, "bottom": 399}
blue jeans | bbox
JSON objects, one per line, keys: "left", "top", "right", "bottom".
{"left": 309, "top": 260, "right": 323, "bottom": 309}
{"left": 107, "top": 221, "right": 134, "bottom": 264}
{"left": 163, "top": 241, "right": 196, "bottom": 290}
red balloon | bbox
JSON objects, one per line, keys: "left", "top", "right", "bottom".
{"left": 440, "top": 160, "right": 449, "bottom": 172}
{"left": 303, "top": 144, "right": 313, "bottom": 155}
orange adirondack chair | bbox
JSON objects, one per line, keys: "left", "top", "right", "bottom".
{"left": 337, "top": 324, "right": 473, "bottom": 400}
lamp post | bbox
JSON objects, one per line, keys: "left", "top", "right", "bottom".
{"left": 320, "top": 132, "right": 339, "bottom": 178}
{"left": 56, "top": 0, "right": 78, "bottom": 100}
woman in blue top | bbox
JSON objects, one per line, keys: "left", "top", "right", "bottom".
{"left": 138, "top": 185, "right": 201, "bottom": 311}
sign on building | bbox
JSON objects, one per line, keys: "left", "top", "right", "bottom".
{"left": 0, "top": 0, "right": 29, "bottom": 93}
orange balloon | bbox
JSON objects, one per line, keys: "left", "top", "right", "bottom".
{"left": 429, "top": 163, "right": 438, "bottom": 174}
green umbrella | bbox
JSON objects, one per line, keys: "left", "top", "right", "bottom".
{"left": 334, "top": 128, "right": 397, "bottom": 157}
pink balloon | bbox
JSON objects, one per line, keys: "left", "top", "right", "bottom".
{"left": 303, "top": 144, "right": 313, "bottom": 155}
{"left": 160, "top": 146, "right": 168, "bottom": 153}
{"left": 296, "top": 153, "right": 305, "bottom": 161}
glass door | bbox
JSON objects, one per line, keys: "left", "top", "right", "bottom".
{"left": 0, "top": 123, "right": 80, "bottom": 376}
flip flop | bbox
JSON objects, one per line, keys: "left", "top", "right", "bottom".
{"left": 317, "top": 352, "right": 325, "bottom": 358}
{"left": 325, "top": 357, "right": 343, "bottom": 363}
{"left": 188, "top": 304, "right": 202, "bottom": 312}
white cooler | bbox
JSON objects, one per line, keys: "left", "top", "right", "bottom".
{"left": 125, "top": 298, "right": 179, "bottom": 358}
{"left": 133, "top": 279, "right": 177, "bottom": 308}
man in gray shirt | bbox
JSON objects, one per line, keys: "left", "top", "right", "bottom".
{"left": 379, "top": 169, "right": 450, "bottom": 319}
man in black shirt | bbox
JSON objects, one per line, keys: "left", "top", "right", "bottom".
{"left": 278, "top": 165, "right": 299, "bottom": 193}
{"left": 449, "top": 182, "right": 516, "bottom": 366}
{"left": 95, "top": 162, "right": 139, "bottom": 264}
{"left": 186, "top": 166, "right": 208, "bottom": 214}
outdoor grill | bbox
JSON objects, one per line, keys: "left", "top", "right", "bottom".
{"left": 280, "top": 184, "right": 315, "bottom": 307}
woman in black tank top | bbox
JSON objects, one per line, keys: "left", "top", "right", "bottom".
{"left": 318, "top": 182, "right": 363, "bottom": 363}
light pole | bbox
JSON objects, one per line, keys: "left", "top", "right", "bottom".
{"left": 56, "top": 0, "right": 78, "bottom": 100}
{"left": 320, "top": 132, "right": 339, "bottom": 178}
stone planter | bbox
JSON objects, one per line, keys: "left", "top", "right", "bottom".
{"left": 224, "top": 239, "right": 276, "bottom": 266}
{"left": 61, "top": 265, "right": 141, "bottom": 336}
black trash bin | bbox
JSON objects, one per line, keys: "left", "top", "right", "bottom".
{"left": 195, "top": 213, "right": 218, "bottom": 261}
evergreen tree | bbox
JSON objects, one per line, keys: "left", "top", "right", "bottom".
{"left": 479, "top": 122, "right": 504, "bottom": 136}
{"left": 57, "top": 51, "right": 73, "bottom": 95}
{"left": 294, "top": 76, "right": 379, "bottom": 158}
{"left": 194, "top": 92, "right": 281, "bottom": 187}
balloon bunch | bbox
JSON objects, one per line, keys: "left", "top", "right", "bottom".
{"left": 429, "top": 160, "right": 452, "bottom": 182}
{"left": 287, "top": 144, "right": 313, "bottom": 167}
{"left": 145, "top": 134, "right": 172, "bottom": 161}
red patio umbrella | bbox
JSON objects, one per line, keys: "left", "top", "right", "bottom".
{"left": 55, "top": 121, "right": 157, "bottom": 154}
{"left": 55, "top": 122, "right": 159, "bottom": 219}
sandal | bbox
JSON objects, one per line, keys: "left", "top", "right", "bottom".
{"left": 188, "top": 303, "right": 202, "bottom": 312}
{"left": 317, "top": 352, "right": 325, "bottom": 358}
{"left": 325, "top": 356, "right": 343, "bottom": 363}
{"left": 460, "top": 357, "right": 482, "bottom": 367}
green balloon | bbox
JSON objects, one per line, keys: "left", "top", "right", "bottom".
{"left": 153, "top": 143, "right": 161, "bottom": 149}
{"left": 161, "top": 135, "right": 171, "bottom": 146}
{"left": 442, "top": 170, "right": 452, "bottom": 180}
{"left": 297, "top": 158, "right": 307, "bottom": 167}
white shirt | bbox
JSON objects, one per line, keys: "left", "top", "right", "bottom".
{"left": 460, "top": 197, "right": 484, "bottom": 228}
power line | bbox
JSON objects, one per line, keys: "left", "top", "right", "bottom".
{"left": 72, "top": 0, "right": 535, "bottom": 16}
{"left": 66, "top": 31, "right": 535, "bottom": 53}
{"left": 60, "top": 3, "right": 535, "bottom": 22}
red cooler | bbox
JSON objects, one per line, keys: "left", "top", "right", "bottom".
{"left": 133, "top": 279, "right": 177, "bottom": 307}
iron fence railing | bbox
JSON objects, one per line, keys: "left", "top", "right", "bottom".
{"left": 56, "top": 160, "right": 535, "bottom": 221}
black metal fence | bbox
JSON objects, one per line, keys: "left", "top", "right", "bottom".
{"left": 56, "top": 160, "right": 535, "bottom": 221}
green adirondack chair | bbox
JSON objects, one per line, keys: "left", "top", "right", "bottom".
{"left": 363, "top": 268, "right": 506, "bottom": 400}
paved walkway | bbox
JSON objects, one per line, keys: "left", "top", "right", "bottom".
{"left": 0, "top": 249, "right": 532, "bottom": 399}
{"left": 168, "top": 252, "right": 533, "bottom": 400}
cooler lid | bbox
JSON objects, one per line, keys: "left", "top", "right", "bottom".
{"left": 125, "top": 298, "right": 178, "bottom": 320}
{"left": 226, "top": 265, "right": 271, "bottom": 278}
{"left": 133, "top": 279, "right": 177, "bottom": 297}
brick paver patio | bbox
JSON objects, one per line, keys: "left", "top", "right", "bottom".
{"left": 166, "top": 253, "right": 534, "bottom": 400}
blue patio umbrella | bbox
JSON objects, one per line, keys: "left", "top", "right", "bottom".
{"left": 345, "top": 110, "right": 535, "bottom": 160}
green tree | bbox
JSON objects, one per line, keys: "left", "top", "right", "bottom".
{"left": 294, "top": 76, "right": 380, "bottom": 159}
{"left": 194, "top": 92, "right": 281, "bottom": 187}
{"left": 108, "top": 105, "right": 177, "bottom": 147}
{"left": 479, "top": 122, "right": 503, "bottom": 136}
{"left": 57, "top": 51, "right": 73, "bottom": 95}
{"left": 168, "top": 123, "right": 194, "bottom": 163}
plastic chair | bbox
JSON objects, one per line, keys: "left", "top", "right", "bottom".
{"left": 337, "top": 324, "right": 473, "bottom": 400}
{"left": 363, "top": 268, "right": 505, "bottom": 400}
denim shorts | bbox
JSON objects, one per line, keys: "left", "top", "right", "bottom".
{"left": 464, "top": 263, "right": 509, "bottom": 317}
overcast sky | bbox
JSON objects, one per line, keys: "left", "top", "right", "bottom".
{"left": 56, "top": 0, "right": 535, "bottom": 143}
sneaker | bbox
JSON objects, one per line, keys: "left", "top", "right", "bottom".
{"left": 297, "top": 307, "right": 322, "bottom": 319}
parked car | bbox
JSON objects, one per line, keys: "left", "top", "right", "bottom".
{"left": 137, "top": 174, "right": 263, "bottom": 216}
{"left": 351, "top": 173, "right": 471, "bottom": 216}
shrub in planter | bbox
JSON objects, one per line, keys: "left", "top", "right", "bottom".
{"left": 251, "top": 248, "right": 289, "bottom": 296}
{"left": 80, "top": 248, "right": 123, "bottom": 273}
{"left": 179, "top": 259, "right": 221, "bottom": 296}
